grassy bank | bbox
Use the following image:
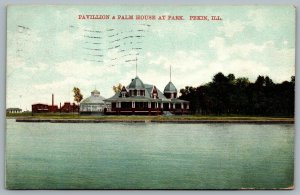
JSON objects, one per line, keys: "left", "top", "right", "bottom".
{"left": 6, "top": 112, "right": 294, "bottom": 122}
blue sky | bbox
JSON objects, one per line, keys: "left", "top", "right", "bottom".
{"left": 6, "top": 5, "right": 295, "bottom": 110}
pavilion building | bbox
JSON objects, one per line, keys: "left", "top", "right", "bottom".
{"left": 80, "top": 89, "right": 108, "bottom": 115}
{"left": 104, "top": 76, "right": 189, "bottom": 115}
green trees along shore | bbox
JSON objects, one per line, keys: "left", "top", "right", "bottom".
{"left": 179, "top": 72, "right": 295, "bottom": 117}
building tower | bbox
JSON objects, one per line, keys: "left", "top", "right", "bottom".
{"left": 91, "top": 89, "right": 100, "bottom": 97}
{"left": 163, "top": 65, "right": 177, "bottom": 99}
{"left": 128, "top": 76, "right": 145, "bottom": 97}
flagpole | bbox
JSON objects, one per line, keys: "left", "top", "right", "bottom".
{"left": 136, "top": 56, "right": 138, "bottom": 77}
{"left": 170, "top": 65, "right": 172, "bottom": 82}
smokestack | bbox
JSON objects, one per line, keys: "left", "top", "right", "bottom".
{"left": 52, "top": 94, "right": 54, "bottom": 106}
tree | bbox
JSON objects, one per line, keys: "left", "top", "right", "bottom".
{"left": 113, "top": 83, "right": 123, "bottom": 93}
{"left": 213, "top": 72, "right": 228, "bottom": 84}
{"left": 291, "top": 76, "right": 295, "bottom": 84}
{"left": 255, "top": 75, "right": 265, "bottom": 87}
{"left": 227, "top": 73, "right": 235, "bottom": 84}
{"left": 209, "top": 72, "right": 233, "bottom": 114}
{"left": 73, "top": 87, "right": 83, "bottom": 104}
{"left": 265, "top": 76, "right": 274, "bottom": 87}
{"left": 235, "top": 77, "right": 250, "bottom": 87}
{"left": 179, "top": 72, "right": 295, "bottom": 117}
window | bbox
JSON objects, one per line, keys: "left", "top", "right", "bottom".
{"left": 151, "top": 102, "right": 155, "bottom": 108}
{"left": 164, "top": 93, "right": 171, "bottom": 99}
{"left": 121, "top": 102, "right": 131, "bottom": 108}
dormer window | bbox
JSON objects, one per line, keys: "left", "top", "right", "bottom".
{"left": 121, "top": 86, "right": 127, "bottom": 98}
{"left": 152, "top": 86, "right": 158, "bottom": 99}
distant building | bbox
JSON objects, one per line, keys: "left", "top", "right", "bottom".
{"left": 6, "top": 108, "right": 22, "bottom": 113}
{"left": 59, "top": 102, "right": 79, "bottom": 113}
{"left": 80, "top": 89, "right": 108, "bottom": 115}
{"left": 32, "top": 103, "right": 54, "bottom": 113}
{"left": 32, "top": 102, "right": 78, "bottom": 113}
{"left": 104, "top": 76, "right": 189, "bottom": 115}
{"left": 32, "top": 94, "right": 79, "bottom": 113}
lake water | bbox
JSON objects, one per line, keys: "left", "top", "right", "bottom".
{"left": 5, "top": 119, "right": 294, "bottom": 189}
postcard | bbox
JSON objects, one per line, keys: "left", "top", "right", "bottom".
{"left": 6, "top": 5, "right": 295, "bottom": 189}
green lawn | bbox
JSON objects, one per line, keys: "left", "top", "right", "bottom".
{"left": 6, "top": 112, "right": 294, "bottom": 121}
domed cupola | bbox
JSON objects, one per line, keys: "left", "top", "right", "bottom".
{"left": 164, "top": 81, "right": 177, "bottom": 99}
{"left": 164, "top": 65, "right": 177, "bottom": 99}
{"left": 91, "top": 89, "right": 100, "bottom": 97}
{"left": 81, "top": 89, "right": 105, "bottom": 105}
{"left": 128, "top": 76, "right": 146, "bottom": 96}
{"left": 164, "top": 81, "right": 177, "bottom": 93}
{"left": 128, "top": 76, "right": 145, "bottom": 90}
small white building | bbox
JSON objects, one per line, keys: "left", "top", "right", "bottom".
{"left": 80, "top": 90, "right": 108, "bottom": 115}
{"left": 6, "top": 108, "right": 22, "bottom": 113}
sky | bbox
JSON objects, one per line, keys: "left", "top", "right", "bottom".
{"left": 6, "top": 5, "right": 295, "bottom": 111}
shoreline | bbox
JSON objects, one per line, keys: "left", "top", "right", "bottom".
{"left": 13, "top": 118, "right": 294, "bottom": 124}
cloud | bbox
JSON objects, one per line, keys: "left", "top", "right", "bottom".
{"left": 151, "top": 20, "right": 197, "bottom": 38}
{"left": 6, "top": 6, "right": 295, "bottom": 111}
{"left": 145, "top": 36, "right": 295, "bottom": 92}
{"left": 6, "top": 57, "right": 25, "bottom": 76}
{"left": 7, "top": 27, "right": 42, "bottom": 64}
{"left": 31, "top": 60, "right": 121, "bottom": 102}
{"left": 208, "top": 36, "right": 294, "bottom": 82}
{"left": 55, "top": 27, "right": 85, "bottom": 51}
{"left": 32, "top": 76, "right": 109, "bottom": 106}
{"left": 209, "top": 36, "right": 265, "bottom": 61}
{"left": 146, "top": 50, "right": 208, "bottom": 90}
{"left": 149, "top": 50, "right": 204, "bottom": 73}
{"left": 207, "top": 59, "right": 269, "bottom": 81}
{"left": 246, "top": 7, "right": 294, "bottom": 32}
{"left": 55, "top": 60, "right": 117, "bottom": 79}
{"left": 7, "top": 56, "right": 50, "bottom": 80}
{"left": 247, "top": 8, "right": 280, "bottom": 31}
{"left": 217, "top": 20, "right": 246, "bottom": 37}
{"left": 23, "top": 62, "right": 49, "bottom": 73}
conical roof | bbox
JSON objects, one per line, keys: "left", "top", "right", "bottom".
{"left": 128, "top": 76, "right": 145, "bottom": 90}
{"left": 164, "top": 81, "right": 177, "bottom": 93}
{"left": 91, "top": 89, "right": 100, "bottom": 96}
{"left": 81, "top": 90, "right": 105, "bottom": 104}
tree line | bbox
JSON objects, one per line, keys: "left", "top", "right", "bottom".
{"left": 179, "top": 72, "right": 295, "bottom": 116}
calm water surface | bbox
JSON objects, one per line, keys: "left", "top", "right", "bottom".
{"left": 6, "top": 119, "right": 294, "bottom": 189}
